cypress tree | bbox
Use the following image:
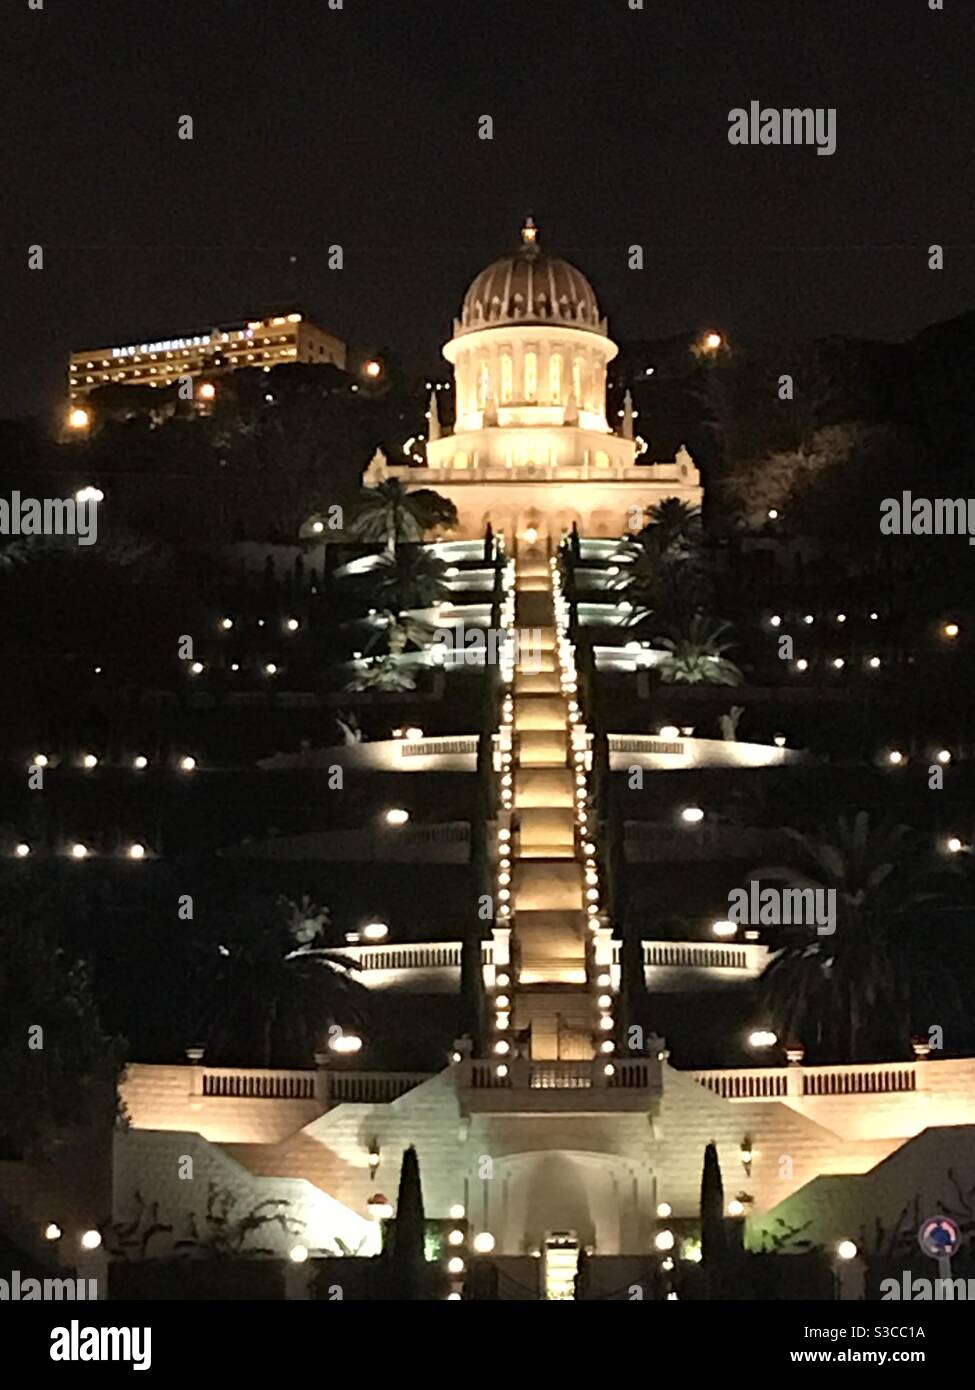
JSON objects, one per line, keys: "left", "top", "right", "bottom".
{"left": 700, "top": 1141, "right": 727, "bottom": 1297}
{"left": 390, "top": 1146, "right": 426, "bottom": 1299}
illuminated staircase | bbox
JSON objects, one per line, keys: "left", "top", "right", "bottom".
{"left": 508, "top": 548, "right": 595, "bottom": 1058}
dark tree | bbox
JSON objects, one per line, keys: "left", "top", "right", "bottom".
{"left": 389, "top": 1145, "right": 427, "bottom": 1299}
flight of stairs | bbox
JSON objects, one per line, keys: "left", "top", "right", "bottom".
{"left": 509, "top": 549, "right": 595, "bottom": 1059}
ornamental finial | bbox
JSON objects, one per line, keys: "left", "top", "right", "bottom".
{"left": 521, "top": 215, "right": 538, "bottom": 248}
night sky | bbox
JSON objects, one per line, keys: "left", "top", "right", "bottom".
{"left": 5, "top": 0, "right": 975, "bottom": 418}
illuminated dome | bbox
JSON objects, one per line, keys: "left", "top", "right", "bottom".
{"left": 457, "top": 219, "right": 605, "bottom": 337}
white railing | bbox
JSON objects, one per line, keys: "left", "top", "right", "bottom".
{"left": 801, "top": 1063, "right": 916, "bottom": 1096}
{"left": 691, "top": 1068, "right": 791, "bottom": 1099}
{"left": 400, "top": 738, "right": 479, "bottom": 759}
{"left": 611, "top": 737, "right": 685, "bottom": 756}
{"left": 344, "top": 942, "right": 463, "bottom": 972}
{"left": 689, "top": 1060, "right": 919, "bottom": 1101}
{"left": 201, "top": 1068, "right": 317, "bottom": 1100}
{"left": 327, "top": 1071, "right": 432, "bottom": 1104}
{"left": 465, "top": 1058, "right": 658, "bottom": 1091}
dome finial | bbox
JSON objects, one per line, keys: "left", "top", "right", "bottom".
{"left": 521, "top": 215, "right": 538, "bottom": 248}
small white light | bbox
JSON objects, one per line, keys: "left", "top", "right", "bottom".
{"left": 312, "top": 521, "right": 325, "bottom": 534}
{"left": 773, "top": 734, "right": 787, "bottom": 748}
{"left": 362, "top": 922, "right": 388, "bottom": 941}
{"left": 943, "top": 622, "right": 960, "bottom": 639}
{"left": 869, "top": 612, "right": 879, "bottom": 621}
{"left": 937, "top": 749, "right": 952, "bottom": 765}
{"left": 82, "top": 753, "right": 98, "bottom": 769}
{"left": 868, "top": 656, "right": 881, "bottom": 669}
{"left": 803, "top": 614, "right": 814, "bottom": 625}
{"left": 680, "top": 806, "right": 704, "bottom": 824}
{"left": 264, "top": 662, "right": 278, "bottom": 675}
{"left": 71, "top": 843, "right": 89, "bottom": 860}
{"left": 447, "top": 1256, "right": 465, "bottom": 1274}
{"left": 748, "top": 1029, "right": 778, "bottom": 1048}
{"left": 712, "top": 920, "right": 736, "bottom": 938}
{"left": 189, "top": 662, "right": 204, "bottom": 676}
{"left": 128, "top": 843, "right": 146, "bottom": 860}
{"left": 44, "top": 1222, "right": 62, "bottom": 1241}
{"left": 832, "top": 658, "right": 845, "bottom": 670}
{"left": 179, "top": 756, "right": 197, "bottom": 771}
{"left": 728, "top": 1199, "right": 745, "bottom": 1217}
{"left": 658, "top": 725, "right": 680, "bottom": 739}
{"left": 384, "top": 808, "right": 409, "bottom": 826}
{"left": 493, "top": 1040, "right": 510, "bottom": 1055}
{"left": 836, "top": 612, "right": 847, "bottom": 624}
{"left": 887, "top": 749, "right": 904, "bottom": 766}
{"left": 946, "top": 837, "right": 964, "bottom": 854}
{"left": 656, "top": 1202, "right": 672, "bottom": 1218}
{"left": 655, "top": 1229, "right": 675, "bottom": 1252}
{"left": 220, "top": 617, "right": 233, "bottom": 630}
{"left": 133, "top": 755, "right": 148, "bottom": 769}
{"left": 32, "top": 754, "right": 49, "bottom": 768}
{"left": 769, "top": 614, "right": 782, "bottom": 628}
{"left": 836, "top": 1239, "right": 858, "bottom": 1262}
{"left": 329, "top": 1032, "right": 363, "bottom": 1054}
{"left": 286, "top": 618, "right": 299, "bottom": 631}
{"left": 80, "top": 1229, "right": 102, "bottom": 1251}
{"left": 289, "top": 1244, "right": 309, "bottom": 1263}
{"left": 795, "top": 658, "right": 809, "bottom": 673}
{"left": 767, "top": 508, "right": 778, "bottom": 520}
{"left": 496, "top": 1064, "right": 508, "bottom": 1078}
{"left": 448, "top": 1229, "right": 465, "bottom": 1247}
{"left": 14, "top": 840, "right": 31, "bottom": 858}
{"left": 473, "top": 1232, "right": 496, "bottom": 1254}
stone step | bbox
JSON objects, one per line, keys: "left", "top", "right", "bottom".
{"left": 515, "top": 807, "right": 576, "bottom": 848}
{"left": 516, "top": 731, "right": 569, "bottom": 766}
{"left": 513, "top": 860, "right": 583, "bottom": 911}
{"left": 515, "top": 593, "right": 554, "bottom": 629}
{"left": 514, "top": 695, "right": 567, "bottom": 732}
{"left": 514, "top": 767, "right": 575, "bottom": 808}
{"left": 514, "top": 669, "right": 562, "bottom": 695}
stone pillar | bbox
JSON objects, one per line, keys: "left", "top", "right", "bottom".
{"left": 185, "top": 1046, "right": 205, "bottom": 1098}
{"left": 785, "top": 1045, "right": 805, "bottom": 1098}
{"left": 313, "top": 1051, "right": 331, "bottom": 1109}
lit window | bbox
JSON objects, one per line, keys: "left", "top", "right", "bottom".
{"left": 549, "top": 354, "right": 563, "bottom": 402}
{"left": 573, "top": 357, "right": 583, "bottom": 403}
{"left": 500, "top": 354, "right": 513, "bottom": 403}
{"left": 477, "top": 362, "right": 491, "bottom": 408}
{"left": 524, "top": 351, "right": 537, "bottom": 401}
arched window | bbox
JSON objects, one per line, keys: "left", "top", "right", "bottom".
{"left": 549, "top": 354, "right": 563, "bottom": 402}
{"left": 573, "top": 357, "right": 583, "bottom": 405}
{"left": 595, "top": 450, "right": 610, "bottom": 469}
{"left": 524, "top": 351, "right": 537, "bottom": 401}
{"left": 477, "top": 361, "right": 491, "bottom": 408}
{"left": 500, "top": 353, "right": 513, "bottom": 403}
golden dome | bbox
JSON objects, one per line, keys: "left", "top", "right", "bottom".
{"left": 457, "top": 219, "right": 605, "bottom": 337}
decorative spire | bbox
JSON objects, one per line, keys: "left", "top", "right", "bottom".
{"left": 428, "top": 389, "right": 441, "bottom": 442}
{"left": 520, "top": 215, "right": 539, "bottom": 255}
{"left": 622, "top": 389, "right": 634, "bottom": 440}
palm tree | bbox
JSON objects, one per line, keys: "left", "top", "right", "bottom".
{"left": 752, "top": 813, "right": 951, "bottom": 1060}
{"left": 200, "top": 895, "right": 366, "bottom": 1067}
{"left": 642, "top": 497, "right": 702, "bottom": 553}
{"left": 343, "top": 657, "right": 418, "bottom": 693}
{"left": 349, "top": 481, "right": 457, "bottom": 552}
{"left": 654, "top": 616, "right": 743, "bottom": 686}
{"left": 353, "top": 547, "right": 449, "bottom": 613}
{"left": 364, "top": 610, "right": 436, "bottom": 658}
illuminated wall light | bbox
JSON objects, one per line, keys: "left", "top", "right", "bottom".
{"left": 493, "top": 1040, "right": 510, "bottom": 1055}
{"left": 496, "top": 1064, "right": 508, "bottom": 1077}
{"left": 712, "top": 920, "right": 736, "bottom": 938}
{"left": 656, "top": 1202, "right": 672, "bottom": 1218}
{"left": 680, "top": 806, "right": 704, "bottom": 824}
{"left": 748, "top": 1029, "right": 778, "bottom": 1048}
{"left": 384, "top": 808, "right": 410, "bottom": 826}
{"left": 362, "top": 922, "right": 389, "bottom": 941}
{"left": 868, "top": 656, "right": 882, "bottom": 669}
{"left": 179, "top": 756, "right": 197, "bottom": 771}
{"left": 32, "top": 754, "right": 49, "bottom": 768}
{"left": 937, "top": 749, "right": 952, "bottom": 764}
{"left": 495, "top": 995, "right": 510, "bottom": 1009}
{"left": 70, "top": 843, "right": 90, "bottom": 860}
{"left": 794, "top": 658, "right": 809, "bottom": 673}
{"left": 286, "top": 618, "right": 300, "bottom": 632}
{"left": 264, "top": 662, "right": 278, "bottom": 675}
{"left": 189, "top": 662, "right": 204, "bottom": 675}
{"left": 80, "top": 1229, "right": 102, "bottom": 1251}
{"left": 886, "top": 749, "right": 905, "bottom": 766}
{"left": 773, "top": 734, "right": 787, "bottom": 748}
{"left": 447, "top": 1256, "right": 465, "bottom": 1274}
{"left": 943, "top": 622, "right": 960, "bottom": 640}
{"left": 768, "top": 615, "right": 782, "bottom": 628}
{"left": 449, "top": 1203, "right": 466, "bottom": 1220}
{"left": 598, "top": 1015, "right": 614, "bottom": 1030}
{"left": 836, "top": 613, "right": 847, "bottom": 624}
{"left": 946, "top": 836, "right": 964, "bottom": 854}
{"left": 289, "top": 1244, "right": 309, "bottom": 1263}
{"left": 803, "top": 614, "right": 814, "bottom": 625}
{"left": 832, "top": 658, "right": 845, "bottom": 670}
{"left": 15, "top": 842, "right": 31, "bottom": 858}
{"left": 600, "top": 1039, "right": 615, "bottom": 1053}
{"left": 727, "top": 1200, "right": 745, "bottom": 1218}
{"left": 448, "top": 1229, "right": 465, "bottom": 1247}
{"left": 597, "top": 994, "right": 613, "bottom": 1008}
{"left": 127, "top": 843, "right": 146, "bottom": 860}
{"left": 836, "top": 1240, "right": 858, "bottom": 1262}
{"left": 220, "top": 617, "right": 234, "bottom": 630}
{"left": 654, "top": 1229, "right": 675, "bottom": 1252}
{"left": 44, "top": 1222, "right": 62, "bottom": 1242}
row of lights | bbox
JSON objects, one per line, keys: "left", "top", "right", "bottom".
{"left": 491, "top": 558, "right": 519, "bottom": 1068}
{"left": 769, "top": 614, "right": 960, "bottom": 640}
{"left": 218, "top": 616, "right": 301, "bottom": 632}
{"left": 29, "top": 754, "right": 196, "bottom": 771}
{"left": 12, "top": 841, "right": 147, "bottom": 861}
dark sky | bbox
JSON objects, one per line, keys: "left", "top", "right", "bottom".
{"left": 4, "top": 0, "right": 975, "bottom": 418}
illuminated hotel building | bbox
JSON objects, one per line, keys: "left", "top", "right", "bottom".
{"left": 68, "top": 313, "right": 346, "bottom": 401}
